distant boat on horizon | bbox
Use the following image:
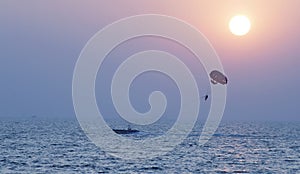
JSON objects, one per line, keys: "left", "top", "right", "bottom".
{"left": 112, "top": 125, "right": 139, "bottom": 134}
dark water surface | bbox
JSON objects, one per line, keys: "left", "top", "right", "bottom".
{"left": 0, "top": 119, "right": 299, "bottom": 173}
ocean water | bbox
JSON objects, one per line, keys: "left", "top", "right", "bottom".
{"left": 0, "top": 119, "right": 299, "bottom": 173}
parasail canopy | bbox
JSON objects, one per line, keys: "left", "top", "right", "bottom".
{"left": 209, "top": 70, "right": 228, "bottom": 85}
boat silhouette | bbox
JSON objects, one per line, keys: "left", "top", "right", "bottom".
{"left": 112, "top": 125, "right": 139, "bottom": 134}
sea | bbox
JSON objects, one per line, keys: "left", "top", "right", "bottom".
{"left": 0, "top": 118, "right": 299, "bottom": 173}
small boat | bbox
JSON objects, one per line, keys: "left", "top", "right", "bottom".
{"left": 113, "top": 125, "right": 139, "bottom": 134}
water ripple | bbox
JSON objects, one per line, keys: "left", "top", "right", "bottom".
{"left": 0, "top": 120, "right": 299, "bottom": 173}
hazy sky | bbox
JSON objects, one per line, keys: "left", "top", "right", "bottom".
{"left": 0, "top": 1, "right": 299, "bottom": 121}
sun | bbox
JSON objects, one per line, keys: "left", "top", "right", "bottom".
{"left": 229, "top": 15, "right": 251, "bottom": 36}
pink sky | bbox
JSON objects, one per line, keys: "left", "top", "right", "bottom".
{"left": 0, "top": 0, "right": 299, "bottom": 120}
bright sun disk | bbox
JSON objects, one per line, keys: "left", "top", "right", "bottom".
{"left": 229, "top": 15, "right": 251, "bottom": 36}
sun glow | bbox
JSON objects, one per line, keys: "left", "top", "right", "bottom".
{"left": 229, "top": 15, "right": 251, "bottom": 36}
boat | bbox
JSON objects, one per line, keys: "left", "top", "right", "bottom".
{"left": 113, "top": 125, "right": 139, "bottom": 134}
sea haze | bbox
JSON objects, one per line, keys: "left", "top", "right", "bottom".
{"left": 0, "top": 119, "right": 299, "bottom": 173}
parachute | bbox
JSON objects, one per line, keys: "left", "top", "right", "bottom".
{"left": 209, "top": 70, "right": 228, "bottom": 85}
{"left": 201, "top": 70, "right": 227, "bottom": 102}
